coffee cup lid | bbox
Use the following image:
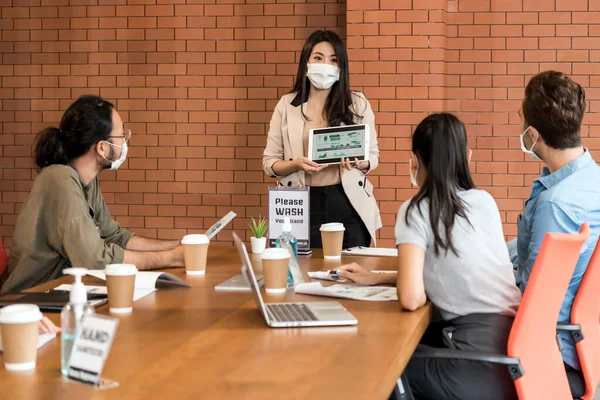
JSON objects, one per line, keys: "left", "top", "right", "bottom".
{"left": 320, "top": 222, "right": 345, "bottom": 232}
{"left": 261, "top": 247, "right": 290, "bottom": 260}
{"left": 0, "top": 304, "right": 43, "bottom": 324}
{"left": 104, "top": 263, "right": 138, "bottom": 276}
{"left": 181, "top": 234, "right": 210, "bottom": 245}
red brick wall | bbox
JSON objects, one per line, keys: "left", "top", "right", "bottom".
{"left": 447, "top": 0, "right": 600, "bottom": 240}
{"left": 0, "top": 0, "right": 346, "bottom": 248}
{"left": 347, "top": 0, "right": 450, "bottom": 245}
{"left": 2, "top": 0, "right": 600, "bottom": 249}
{"left": 348, "top": 0, "right": 600, "bottom": 247}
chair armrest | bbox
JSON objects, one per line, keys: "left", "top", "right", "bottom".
{"left": 412, "top": 348, "right": 524, "bottom": 380}
{"left": 556, "top": 323, "right": 584, "bottom": 343}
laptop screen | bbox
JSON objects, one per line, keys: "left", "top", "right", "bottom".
{"left": 232, "top": 233, "right": 271, "bottom": 324}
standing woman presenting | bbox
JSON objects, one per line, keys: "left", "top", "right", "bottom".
{"left": 263, "top": 30, "right": 381, "bottom": 248}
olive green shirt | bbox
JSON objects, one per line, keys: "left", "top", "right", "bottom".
{"left": 1, "top": 164, "right": 134, "bottom": 293}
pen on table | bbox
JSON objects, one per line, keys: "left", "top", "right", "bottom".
{"left": 328, "top": 270, "right": 342, "bottom": 280}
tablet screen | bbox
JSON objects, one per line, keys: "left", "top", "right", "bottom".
{"left": 309, "top": 125, "right": 368, "bottom": 165}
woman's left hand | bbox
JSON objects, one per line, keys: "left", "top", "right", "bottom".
{"left": 340, "top": 158, "right": 369, "bottom": 171}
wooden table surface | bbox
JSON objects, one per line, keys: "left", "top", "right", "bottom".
{"left": 0, "top": 246, "right": 431, "bottom": 400}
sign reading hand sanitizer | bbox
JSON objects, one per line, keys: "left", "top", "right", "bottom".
{"left": 268, "top": 186, "right": 310, "bottom": 254}
{"left": 67, "top": 314, "right": 119, "bottom": 388}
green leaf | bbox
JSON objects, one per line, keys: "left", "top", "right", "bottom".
{"left": 249, "top": 215, "right": 268, "bottom": 238}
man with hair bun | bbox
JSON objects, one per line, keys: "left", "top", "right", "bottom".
{"left": 1, "top": 95, "right": 185, "bottom": 294}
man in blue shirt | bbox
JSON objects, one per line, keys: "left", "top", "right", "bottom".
{"left": 512, "top": 71, "right": 600, "bottom": 374}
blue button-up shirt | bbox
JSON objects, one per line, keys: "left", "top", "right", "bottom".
{"left": 516, "top": 149, "right": 600, "bottom": 369}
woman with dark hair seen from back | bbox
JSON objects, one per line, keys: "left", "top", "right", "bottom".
{"left": 262, "top": 29, "right": 382, "bottom": 249}
{"left": 1, "top": 95, "right": 186, "bottom": 294}
{"left": 333, "top": 113, "right": 522, "bottom": 400}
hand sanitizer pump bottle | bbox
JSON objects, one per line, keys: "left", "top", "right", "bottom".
{"left": 61, "top": 268, "right": 95, "bottom": 376}
{"left": 275, "top": 217, "right": 299, "bottom": 285}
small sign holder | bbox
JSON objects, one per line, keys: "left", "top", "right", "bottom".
{"left": 67, "top": 314, "right": 120, "bottom": 390}
{"left": 268, "top": 184, "right": 311, "bottom": 254}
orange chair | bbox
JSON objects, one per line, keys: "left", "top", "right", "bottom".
{"left": 407, "top": 223, "right": 591, "bottom": 400}
{"left": 557, "top": 238, "right": 600, "bottom": 399}
{"left": 0, "top": 239, "right": 8, "bottom": 290}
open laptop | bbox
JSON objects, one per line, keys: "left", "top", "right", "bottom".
{"left": 233, "top": 233, "right": 357, "bottom": 328}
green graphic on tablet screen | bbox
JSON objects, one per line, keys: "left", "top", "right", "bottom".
{"left": 311, "top": 130, "right": 365, "bottom": 160}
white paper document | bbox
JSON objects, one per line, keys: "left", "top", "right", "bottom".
{"left": 294, "top": 282, "right": 397, "bottom": 301}
{"left": 342, "top": 247, "right": 398, "bottom": 257}
{"left": 54, "top": 285, "right": 155, "bottom": 302}
{"left": 0, "top": 332, "right": 56, "bottom": 352}
{"left": 85, "top": 271, "right": 190, "bottom": 290}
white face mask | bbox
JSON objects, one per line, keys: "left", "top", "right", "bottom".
{"left": 306, "top": 63, "right": 340, "bottom": 90}
{"left": 519, "top": 126, "right": 541, "bottom": 161}
{"left": 101, "top": 140, "right": 128, "bottom": 170}
{"left": 409, "top": 158, "right": 419, "bottom": 187}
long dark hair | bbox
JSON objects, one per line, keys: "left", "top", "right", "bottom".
{"left": 406, "top": 113, "right": 476, "bottom": 256}
{"left": 34, "top": 95, "right": 114, "bottom": 170}
{"left": 290, "top": 30, "right": 359, "bottom": 126}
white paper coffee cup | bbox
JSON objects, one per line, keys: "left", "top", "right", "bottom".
{"left": 104, "top": 264, "right": 138, "bottom": 314}
{"left": 0, "top": 304, "right": 43, "bottom": 371}
{"left": 261, "top": 248, "right": 290, "bottom": 294}
{"left": 181, "top": 234, "right": 210, "bottom": 276}
{"left": 320, "top": 223, "right": 345, "bottom": 260}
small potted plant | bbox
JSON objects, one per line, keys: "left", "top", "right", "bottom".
{"left": 249, "top": 216, "right": 268, "bottom": 254}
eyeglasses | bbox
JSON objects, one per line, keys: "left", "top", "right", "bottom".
{"left": 109, "top": 129, "right": 131, "bottom": 143}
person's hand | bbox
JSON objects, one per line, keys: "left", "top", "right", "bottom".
{"left": 39, "top": 316, "right": 61, "bottom": 334}
{"left": 355, "top": 159, "right": 370, "bottom": 171}
{"left": 341, "top": 157, "right": 353, "bottom": 171}
{"left": 294, "top": 157, "right": 325, "bottom": 174}
{"left": 170, "top": 245, "right": 185, "bottom": 267}
{"left": 340, "top": 158, "right": 370, "bottom": 172}
{"left": 335, "top": 263, "right": 379, "bottom": 286}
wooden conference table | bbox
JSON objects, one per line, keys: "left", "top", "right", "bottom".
{"left": 0, "top": 246, "right": 431, "bottom": 400}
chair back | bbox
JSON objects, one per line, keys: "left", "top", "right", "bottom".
{"left": 508, "top": 223, "right": 590, "bottom": 400}
{"left": 571, "top": 237, "right": 600, "bottom": 400}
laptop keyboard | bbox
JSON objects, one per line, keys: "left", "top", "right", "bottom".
{"left": 266, "top": 303, "right": 318, "bottom": 322}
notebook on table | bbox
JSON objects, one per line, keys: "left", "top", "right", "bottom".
{"left": 342, "top": 246, "right": 398, "bottom": 257}
{"left": 0, "top": 291, "right": 107, "bottom": 312}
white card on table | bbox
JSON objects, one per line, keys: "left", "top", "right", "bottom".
{"left": 67, "top": 314, "right": 119, "bottom": 387}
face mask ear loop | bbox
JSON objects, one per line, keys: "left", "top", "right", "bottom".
{"left": 409, "top": 157, "right": 419, "bottom": 188}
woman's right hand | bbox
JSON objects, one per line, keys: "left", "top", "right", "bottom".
{"left": 335, "top": 263, "right": 380, "bottom": 286}
{"left": 294, "top": 157, "right": 325, "bottom": 174}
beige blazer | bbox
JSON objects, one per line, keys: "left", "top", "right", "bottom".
{"left": 262, "top": 91, "right": 382, "bottom": 245}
